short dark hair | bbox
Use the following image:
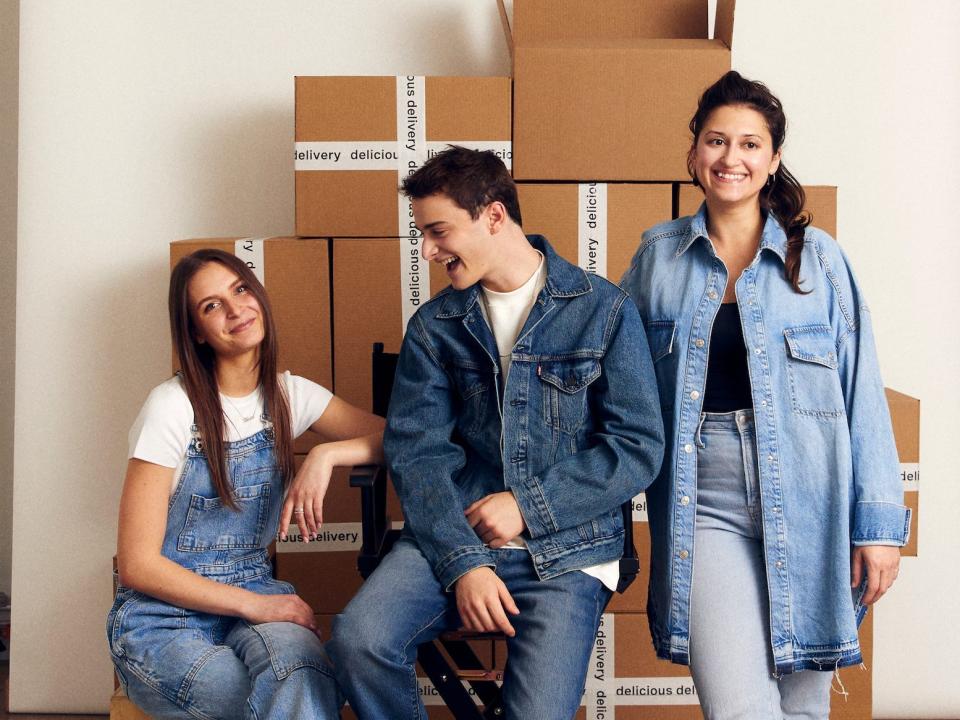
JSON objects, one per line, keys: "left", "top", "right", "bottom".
{"left": 400, "top": 145, "right": 522, "bottom": 226}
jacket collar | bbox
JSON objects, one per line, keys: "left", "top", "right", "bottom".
{"left": 677, "top": 202, "right": 789, "bottom": 265}
{"left": 437, "top": 234, "right": 591, "bottom": 319}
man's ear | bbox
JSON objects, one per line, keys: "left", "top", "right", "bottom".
{"left": 486, "top": 201, "right": 508, "bottom": 235}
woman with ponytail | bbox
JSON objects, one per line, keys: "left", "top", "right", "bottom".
{"left": 621, "top": 72, "right": 909, "bottom": 718}
{"left": 107, "top": 249, "right": 383, "bottom": 719}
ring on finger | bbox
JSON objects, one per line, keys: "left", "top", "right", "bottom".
{"left": 294, "top": 507, "right": 305, "bottom": 514}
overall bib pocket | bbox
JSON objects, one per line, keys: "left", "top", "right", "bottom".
{"left": 177, "top": 482, "right": 271, "bottom": 552}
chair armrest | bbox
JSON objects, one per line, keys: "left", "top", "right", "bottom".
{"left": 349, "top": 464, "right": 380, "bottom": 488}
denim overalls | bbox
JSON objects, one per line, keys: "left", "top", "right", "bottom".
{"left": 107, "top": 421, "right": 340, "bottom": 720}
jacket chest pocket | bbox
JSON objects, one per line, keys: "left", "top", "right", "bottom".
{"left": 646, "top": 320, "right": 677, "bottom": 412}
{"left": 539, "top": 357, "right": 602, "bottom": 434}
{"left": 451, "top": 364, "right": 491, "bottom": 436}
{"left": 177, "top": 481, "right": 271, "bottom": 552}
{"left": 783, "top": 325, "right": 845, "bottom": 419}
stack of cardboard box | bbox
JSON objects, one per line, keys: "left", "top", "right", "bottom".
{"left": 146, "top": 2, "right": 920, "bottom": 718}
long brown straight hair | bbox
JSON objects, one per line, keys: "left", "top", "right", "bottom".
{"left": 169, "top": 249, "right": 294, "bottom": 509}
{"left": 688, "top": 71, "right": 810, "bottom": 294}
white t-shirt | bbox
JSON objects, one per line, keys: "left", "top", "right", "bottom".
{"left": 479, "top": 256, "right": 620, "bottom": 592}
{"left": 128, "top": 372, "right": 333, "bottom": 493}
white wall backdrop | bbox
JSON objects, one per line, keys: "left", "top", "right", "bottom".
{"left": 11, "top": 0, "right": 960, "bottom": 715}
{"left": 1, "top": 0, "right": 19, "bottom": 606}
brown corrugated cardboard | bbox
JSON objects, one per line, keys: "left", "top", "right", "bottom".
{"left": 295, "top": 76, "right": 511, "bottom": 237}
{"left": 505, "top": 1, "right": 735, "bottom": 181}
{"left": 332, "top": 238, "right": 448, "bottom": 412}
{"left": 169, "top": 238, "right": 332, "bottom": 455}
{"left": 886, "top": 388, "right": 920, "bottom": 557}
{"left": 517, "top": 183, "right": 672, "bottom": 282}
{"left": 273, "top": 531, "right": 364, "bottom": 614}
{"left": 606, "top": 521, "right": 650, "bottom": 614}
{"left": 678, "top": 183, "right": 838, "bottom": 238}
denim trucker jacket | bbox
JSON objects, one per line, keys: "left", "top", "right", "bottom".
{"left": 620, "top": 205, "right": 911, "bottom": 675}
{"left": 384, "top": 235, "right": 664, "bottom": 591}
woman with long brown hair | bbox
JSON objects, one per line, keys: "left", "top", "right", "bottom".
{"left": 107, "top": 248, "right": 382, "bottom": 719}
{"left": 621, "top": 71, "right": 909, "bottom": 717}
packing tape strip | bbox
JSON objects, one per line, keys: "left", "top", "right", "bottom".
{"left": 234, "top": 238, "right": 267, "bottom": 287}
{"left": 293, "top": 140, "right": 512, "bottom": 171}
{"left": 293, "top": 142, "right": 400, "bottom": 171}
{"left": 276, "top": 522, "right": 362, "bottom": 552}
{"left": 901, "top": 462, "right": 919, "bottom": 491}
{"left": 579, "top": 183, "right": 607, "bottom": 278}
{"left": 427, "top": 140, "right": 513, "bottom": 168}
{"left": 586, "top": 614, "right": 698, "bottom": 717}
{"left": 398, "top": 75, "right": 428, "bottom": 333}
{"left": 275, "top": 521, "right": 404, "bottom": 553}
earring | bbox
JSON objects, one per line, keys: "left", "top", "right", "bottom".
{"left": 766, "top": 172, "right": 777, "bottom": 190}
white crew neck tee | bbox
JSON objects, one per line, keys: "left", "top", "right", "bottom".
{"left": 128, "top": 372, "right": 332, "bottom": 493}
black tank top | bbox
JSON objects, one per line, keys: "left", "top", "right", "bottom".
{"left": 703, "top": 303, "right": 753, "bottom": 412}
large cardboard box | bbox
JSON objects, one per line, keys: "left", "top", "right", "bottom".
{"left": 169, "top": 238, "right": 332, "bottom": 455}
{"left": 517, "top": 183, "right": 672, "bottom": 283}
{"left": 332, "top": 238, "right": 449, "bottom": 412}
{"left": 504, "top": 0, "right": 734, "bottom": 181}
{"left": 678, "top": 183, "right": 838, "bottom": 237}
{"left": 295, "top": 76, "right": 511, "bottom": 238}
{"left": 886, "top": 388, "right": 920, "bottom": 556}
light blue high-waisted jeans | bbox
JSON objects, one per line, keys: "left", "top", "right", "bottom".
{"left": 690, "top": 411, "right": 834, "bottom": 719}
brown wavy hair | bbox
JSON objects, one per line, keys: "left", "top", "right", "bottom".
{"left": 169, "top": 249, "right": 294, "bottom": 509}
{"left": 688, "top": 71, "right": 810, "bottom": 293}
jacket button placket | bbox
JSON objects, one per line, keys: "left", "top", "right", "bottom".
{"left": 670, "top": 266, "right": 721, "bottom": 643}
{"left": 739, "top": 270, "right": 792, "bottom": 645}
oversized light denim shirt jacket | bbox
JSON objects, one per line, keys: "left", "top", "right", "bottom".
{"left": 384, "top": 235, "right": 665, "bottom": 591}
{"left": 620, "top": 204, "right": 911, "bottom": 675}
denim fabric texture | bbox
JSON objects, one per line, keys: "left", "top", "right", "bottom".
{"left": 620, "top": 205, "right": 911, "bottom": 675}
{"left": 689, "top": 411, "right": 834, "bottom": 718}
{"left": 383, "top": 235, "right": 665, "bottom": 590}
{"left": 106, "top": 424, "right": 341, "bottom": 720}
{"left": 330, "top": 536, "right": 611, "bottom": 719}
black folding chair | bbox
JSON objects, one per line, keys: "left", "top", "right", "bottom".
{"left": 350, "top": 343, "right": 641, "bottom": 719}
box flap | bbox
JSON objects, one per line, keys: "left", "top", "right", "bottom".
{"left": 511, "top": 0, "right": 708, "bottom": 42}
{"left": 496, "top": 0, "right": 514, "bottom": 62}
{"left": 715, "top": 0, "right": 735, "bottom": 47}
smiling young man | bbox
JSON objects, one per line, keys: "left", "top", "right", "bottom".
{"left": 328, "top": 147, "right": 664, "bottom": 719}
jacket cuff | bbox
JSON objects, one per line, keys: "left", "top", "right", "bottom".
{"left": 851, "top": 501, "right": 911, "bottom": 546}
{"left": 510, "top": 479, "right": 556, "bottom": 539}
{"left": 435, "top": 547, "right": 497, "bottom": 591}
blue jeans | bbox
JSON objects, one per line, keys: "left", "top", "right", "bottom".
{"left": 329, "top": 535, "right": 611, "bottom": 719}
{"left": 690, "top": 411, "right": 834, "bottom": 719}
{"left": 111, "top": 592, "right": 341, "bottom": 720}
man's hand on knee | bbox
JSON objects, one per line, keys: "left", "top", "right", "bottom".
{"left": 465, "top": 491, "right": 527, "bottom": 548}
{"left": 454, "top": 567, "right": 520, "bottom": 636}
